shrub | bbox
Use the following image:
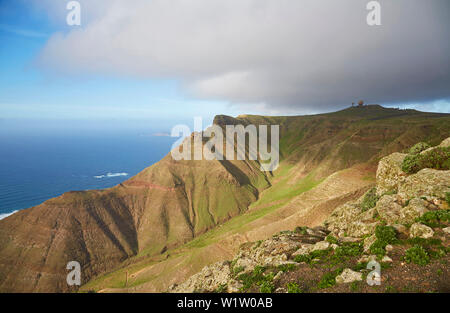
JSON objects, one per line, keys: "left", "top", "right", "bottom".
{"left": 294, "top": 248, "right": 332, "bottom": 264}
{"left": 215, "top": 284, "right": 227, "bottom": 293}
{"left": 277, "top": 264, "right": 296, "bottom": 273}
{"left": 326, "top": 234, "right": 338, "bottom": 244}
{"left": 294, "top": 254, "right": 311, "bottom": 263}
{"left": 350, "top": 281, "right": 360, "bottom": 292}
{"left": 233, "top": 266, "right": 245, "bottom": 275}
{"left": 353, "top": 261, "right": 368, "bottom": 271}
{"left": 405, "top": 245, "right": 430, "bottom": 266}
{"left": 310, "top": 247, "right": 333, "bottom": 259}
{"left": 286, "top": 282, "right": 303, "bottom": 293}
{"left": 375, "top": 225, "right": 398, "bottom": 245}
{"left": 317, "top": 269, "right": 343, "bottom": 289}
{"left": 401, "top": 146, "right": 450, "bottom": 174}
{"left": 416, "top": 209, "right": 450, "bottom": 228}
{"left": 259, "top": 281, "right": 275, "bottom": 293}
{"left": 237, "top": 266, "right": 268, "bottom": 290}
{"left": 361, "top": 187, "right": 379, "bottom": 211}
{"left": 408, "top": 142, "right": 430, "bottom": 155}
{"left": 370, "top": 240, "right": 387, "bottom": 257}
{"left": 370, "top": 225, "right": 398, "bottom": 257}
{"left": 334, "top": 242, "right": 363, "bottom": 258}
{"left": 294, "top": 226, "right": 308, "bottom": 235}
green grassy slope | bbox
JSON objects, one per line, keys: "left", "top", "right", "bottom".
{"left": 1, "top": 105, "right": 449, "bottom": 292}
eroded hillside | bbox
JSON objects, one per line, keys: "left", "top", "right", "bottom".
{"left": 169, "top": 137, "right": 450, "bottom": 293}
{"left": 0, "top": 105, "right": 449, "bottom": 292}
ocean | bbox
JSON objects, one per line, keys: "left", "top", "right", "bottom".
{"left": 0, "top": 121, "right": 177, "bottom": 219}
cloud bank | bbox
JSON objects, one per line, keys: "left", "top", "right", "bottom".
{"left": 36, "top": 0, "right": 450, "bottom": 112}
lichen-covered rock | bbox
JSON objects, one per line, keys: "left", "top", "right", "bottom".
{"left": 234, "top": 234, "right": 303, "bottom": 272}
{"left": 310, "top": 241, "right": 330, "bottom": 252}
{"left": 292, "top": 240, "right": 330, "bottom": 258}
{"left": 375, "top": 195, "right": 402, "bottom": 224}
{"left": 398, "top": 198, "right": 429, "bottom": 224}
{"left": 324, "top": 202, "right": 362, "bottom": 235}
{"left": 410, "top": 223, "right": 434, "bottom": 239}
{"left": 335, "top": 269, "right": 363, "bottom": 284}
{"left": 398, "top": 169, "right": 450, "bottom": 200}
{"left": 363, "top": 235, "right": 376, "bottom": 253}
{"left": 170, "top": 261, "right": 231, "bottom": 293}
{"left": 376, "top": 152, "right": 407, "bottom": 196}
{"left": 292, "top": 244, "right": 313, "bottom": 257}
{"left": 347, "top": 221, "right": 379, "bottom": 237}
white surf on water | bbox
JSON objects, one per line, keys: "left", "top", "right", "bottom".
{"left": 94, "top": 172, "right": 129, "bottom": 179}
{"left": 0, "top": 210, "right": 18, "bottom": 220}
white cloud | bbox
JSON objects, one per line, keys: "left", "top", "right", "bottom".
{"left": 35, "top": 0, "right": 450, "bottom": 112}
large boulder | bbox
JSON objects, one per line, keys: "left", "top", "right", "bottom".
{"left": 398, "top": 169, "right": 450, "bottom": 200}
{"left": 410, "top": 223, "right": 434, "bottom": 239}
{"left": 325, "top": 202, "right": 362, "bottom": 235}
{"left": 170, "top": 261, "right": 232, "bottom": 293}
{"left": 375, "top": 195, "right": 402, "bottom": 224}
{"left": 398, "top": 198, "right": 429, "bottom": 224}
{"left": 234, "top": 235, "right": 300, "bottom": 272}
{"left": 376, "top": 153, "right": 407, "bottom": 196}
{"left": 347, "top": 221, "right": 379, "bottom": 237}
{"left": 335, "top": 269, "right": 363, "bottom": 284}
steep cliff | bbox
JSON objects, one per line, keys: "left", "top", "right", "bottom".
{"left": 0, "top": 106, "right": 449, "bottom": 292}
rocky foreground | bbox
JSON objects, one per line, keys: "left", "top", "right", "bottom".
{"left": 170, "top": 138, "right": 450, "bottom": 293}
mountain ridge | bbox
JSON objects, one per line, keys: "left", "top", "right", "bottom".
{"left": 0, "top": 105, "right": 449, "bottom": 292}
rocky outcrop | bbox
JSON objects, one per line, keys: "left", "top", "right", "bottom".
{"left": 376, "top": 153, "right": 407, "bottom": 196}
{"left": 169, "top": 261, "right": 232, "bottom": 293}
{"left": 398, "top": 169, "right": 450, "bottom": 200}
{"left": 172, "top": 137, "right": 450, "bottom": 292}
{"left": 335, "top": 269, "right": 363, "bottom": 284}
{"left": 410, "top": 223, "right": 434, "bottom": 239}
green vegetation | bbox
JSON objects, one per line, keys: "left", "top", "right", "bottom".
{"left": 370, "top": 225, "right": 398, "bottom": 258}
{"left": 215, "top": 284, "right": 227, "bottom": 293}
{"left": 361, "top": 187, "right": 379, "bottom": 211}
{"left": 405, "top": 237, "right": 442, "bottom": 246}
{"left": 294, "top": 226, "right": 308, "bottom": 235}
{"left": 405, "top": 245, "right": 430, "bottom": 266}
{"left": 402, "top": 237, "right": 448, "bottom": 261}
{"left": 259, "top": 281, "right": 275, "bottom": 293}
{"left": 446, "top": 192, "right": 450, "bottom": 206}
{"left": 293, "top": 248, "right": 332, "bottom": 264}
{"left": 317, "top": 269, "right": 343, "bottom": 289}
{"left": 334, "top": 242, "right": 363, "bottom": 259}
{"left": 233, "top": 266, "right": 245, "bottom": 275}
{"left": 350, "top": 281, "right": 361, "bottom": 292}
{"left": 326, "top": 234, "right": 338, "bottom": 244}
{"left": 353, "top": 261, "right": 368, "bottom": 271}
{"left": 286, "top": 282, "right": 303, "bottom": 293}
{"left": 277, "top": 264, "right": 296, "bottom": 273}
{"left": 385, "top": 285, "right": 397, "bottom": 293}
{"left": 237, "top": 266, "right": 275, "bottom": 292}
{"left": 408, "top": 142, "right": 430, "bottom": 155}
{"left": 401, "top": 146, "right": 450, "bottom": 174}
{"left": 416, "top": 209, "right": 450, "bottom": 228}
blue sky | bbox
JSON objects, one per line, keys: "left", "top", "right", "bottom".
{"left": 0, "top": 0, "right": 449, "bottom": 130}
{"left": 0, "top": 1, "right": 241, "bottom": 129}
